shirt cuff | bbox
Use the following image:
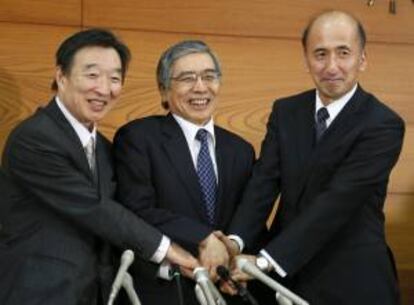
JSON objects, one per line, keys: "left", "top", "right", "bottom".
{"left": 228, "top": 234, "right": 244, "bottom": 253}
{"left": 157, "top": 260, "right": 173, "bottom": 280}
{"left": 150, "top": 235, "right": 170, "bottom": 263}
{"left": 260, "top": 249, "right": 287, "bottom": 278}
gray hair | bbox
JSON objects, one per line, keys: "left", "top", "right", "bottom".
{"left": 156, "top": 40, "right": 222, "bottom": 109}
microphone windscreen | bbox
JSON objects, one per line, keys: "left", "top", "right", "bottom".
{"left": 121, "top": 249, "right": 135, "bottom": 265}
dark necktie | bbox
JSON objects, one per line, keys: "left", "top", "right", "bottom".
{"left": 315, "top": 107, "right": 330, "bottom": 141}
{"left": 195, "top": 129, "right": 217, "bottom": 225}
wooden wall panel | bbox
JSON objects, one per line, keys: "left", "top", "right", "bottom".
{"left": 0, "top": 1, "right": 413, "bottom": 303}
{"left": 0, "top": 23, "right": 80, "bottom": 152}
{"left": 386, "top": 193, "right": 414, "bottom": 305}
{"left": 84, "top": 0, "right": 414, "bottom": 44}
{"left": 0, "top": 0, "right": 81, "bottom": 25}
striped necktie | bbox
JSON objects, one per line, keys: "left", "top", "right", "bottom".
{"left": 195, "top": 129, "right": 217, "bottom": 225}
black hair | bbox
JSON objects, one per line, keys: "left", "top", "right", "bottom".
{"left": 51, "top": 28, "right": 130, "bottom": 90}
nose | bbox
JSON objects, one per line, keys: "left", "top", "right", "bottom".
{"left": 326, "top": 55, "right": 339, "bottom": 74}
{"left": 95, "top": 76, "right": 111, "bottom": 96}
{"left": 192, "top": 76, "right": 208, "bottom": 92}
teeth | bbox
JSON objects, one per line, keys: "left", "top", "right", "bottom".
{"left": 190, "top": 98, "right": 208, "bottom": 105}
{"left": 89, "top": 99, "right": 107, "bottom": 105}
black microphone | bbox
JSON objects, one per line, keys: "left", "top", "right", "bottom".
{"left": 170, "top": 264, "right": 185, "bottom": 305}
{"left": 216, "top": 265, "right": 259, "bottom": 305}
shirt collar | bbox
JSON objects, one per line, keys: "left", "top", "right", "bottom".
{"left": 55, "top": 96, "right": 97, "bottom": 147}
{"left": 172, "top": 113, "right": 216, "bottom": 147}
{"left": 315, "top": 84, "right": 358, "bottom": 125}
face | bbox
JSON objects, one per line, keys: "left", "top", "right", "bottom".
{"left": 304, "top": 15, "right": 367, "bottom": 105}
{"left": 162, "top": 52, "right": 220, "bottom": 126}
{"left": 56, "top": 46, "right": 123, "bottom": 129}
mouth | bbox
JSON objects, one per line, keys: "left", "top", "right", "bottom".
{"left": 88, "top": 99, "right": 108, "bottom": 111}
{"left": 322, "top": 78, "right": 343, "bottom": 84}
{"left": 188, "top": 98, "right": 210, "bottom": 108}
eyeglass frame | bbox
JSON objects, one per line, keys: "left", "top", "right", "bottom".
{"left": 170, "top": 69, "right": 221, "bottom": 87}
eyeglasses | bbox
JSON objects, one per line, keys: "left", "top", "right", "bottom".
{"left": 170, "top": 70, "right": 221, "bottom": 87}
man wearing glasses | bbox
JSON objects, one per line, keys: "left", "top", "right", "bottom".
{"left": 113, "top": 40, "right": 268, "bottom": 305}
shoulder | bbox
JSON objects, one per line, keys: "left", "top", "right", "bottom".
{"left": 215, "top": 125, "right": 254, "bottom": 152}
{"left": 114, "top": 115, "right": 165, "bottom": 139}
{"left": 6, "top": 105, "right": 56, "bottom": 145}
{"left": 271, "top": 89, "right": 315, "bottom": 112}
{"left": 361, "top": 90, "right": 404, "bottom": 126}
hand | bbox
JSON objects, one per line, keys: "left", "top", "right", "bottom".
{"left": 198, "top": 232, "right": 229, "bottom": 281}
{"left": 219, "top": 278, "right": 239, "bottom": 296}
{"left": 166, "top": 242, "right": 199, "bottom": 272}
{"left": 213, "top": 231, "right": 240, "bottom": 257}
{"left": 230, "top": 254, "right": 256, "bottom": 282}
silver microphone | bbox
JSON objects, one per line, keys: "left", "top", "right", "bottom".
{"left": 193, "top": 267, "right": 227, "bottom": 305}
{"left": 107, "top": 249, "right": 135, "bottom": 305}
{"left": 236, "top": 257, "right": 309, "bottom": 305}
{"left": 122, "top": 271, "right": 142, "bottom": 305}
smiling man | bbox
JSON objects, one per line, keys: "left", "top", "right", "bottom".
{"left": 113, "top": 40, "right": 269, "bottom": 305}
{"left": 0, "top": 29, "right": 197, "bottom": 305}
{"left": 220, "top": 10, "right": 404, "bottom": 305}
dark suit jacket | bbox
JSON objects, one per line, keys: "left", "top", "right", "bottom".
{"left": 113, "top": 114, "right": 263, "bottom": 305}
{"left": 0, "top": 99, "right": 164, "bottom": 305}
{"left": 229, "top": 86, "right": 404, "bottom": 305}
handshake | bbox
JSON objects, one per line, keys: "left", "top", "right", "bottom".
{"left": 165, "top": 231, "right": 258, "bottom": 294}
{"left": 164, "top": 232, "right": 309, "bottom": 305}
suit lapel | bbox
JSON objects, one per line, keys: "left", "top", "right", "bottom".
{"left": 161, "top": 114, "right": 208, "bottom": 220}
{"left": 44, "top": 99, "right": 98, "bottom": 183}
{"left": 214, "top": 127, "right": 233, "bottom": 226}
{"left": 294, "top": 86, "right": 367, "bottom": 204}
{"left": 292, "top": 91, "right": 316, "bottom": 171}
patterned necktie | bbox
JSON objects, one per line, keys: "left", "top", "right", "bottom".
{"left": 84, "top": 137, "right": 96, "bottom": 174}
{"left": 195, "top": 129, "right": 217, "bottom": 225}
{"left": 315, "top": 107, "right": 330, "bottom": 141}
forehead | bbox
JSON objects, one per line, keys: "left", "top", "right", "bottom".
{"left": 171, "top": 52, "right": 216, "bottom": 73}
{"left": 307, "top": 15, "right": 360, "bottom": 50}
{"left": 72, "top": 46, "right": 122, "bottom": 69}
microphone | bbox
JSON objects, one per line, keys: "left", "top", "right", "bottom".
{"left": 236, "top": 257, "right": 310, "bottom": 305}
{"left": 122, "top": 271, "right": 142, "bottom": 305}
{"left": 195, "top": 283, "right": 208, "bottom": 305}
{"left": 216, "top": 265, "right": 258, "bottom": 305}
{"left": 107, "top": 249, "right": 135, "bottom": 305}
{"left": 193, "top": 267, "right": 227, "bottom": 305}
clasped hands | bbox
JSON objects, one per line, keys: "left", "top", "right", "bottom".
{"left": 166, "top": 230, "right": 257, "bottom": 295}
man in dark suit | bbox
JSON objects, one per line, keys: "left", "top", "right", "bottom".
{"left": 218, "top": 11, "right": 404, "bottom": 305}
{"left": 113, "top": 40, "right": 268, "bottom": 305}
{"left": 0, "top": 29, "right": 197, "bottom": 305}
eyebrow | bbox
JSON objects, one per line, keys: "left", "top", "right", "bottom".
{"left": 82, "top": 64, "right": 122, "bottom": 74}
{"left": 174, "top": 68, "right": 217, "bottom": 76}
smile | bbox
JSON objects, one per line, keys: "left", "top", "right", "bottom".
{"left": 88, "top": 99, "right": 108, "bottom": 110}
{"left": 189, "top": 98, "right": 210, "bottom": 106}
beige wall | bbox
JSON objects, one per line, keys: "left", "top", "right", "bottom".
{"left": 0, "top": 1, "right": 413, "bottom": 303}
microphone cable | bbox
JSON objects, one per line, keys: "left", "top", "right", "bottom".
{"left": 170, "top": 264, "right": 185, "bottom": 305}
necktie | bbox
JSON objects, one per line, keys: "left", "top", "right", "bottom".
{"left": 84, "top": 137, "right": 96, "bottom": 174}
{"left": 195, "top": 129, "right": 217, "bottom": 225}
{"left": 315, "top": 107, "right": 330, "bottom": 141}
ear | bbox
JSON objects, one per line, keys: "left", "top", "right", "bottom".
{"left": 359, "top": 50, "right": 367, "bottom": 72}
{"left": 55, "top": 66, "right": 65, "bottom": 89}
{"left": 159, "top": 86, "right": 169, "bottom": 105}
{"left": 303, "top": 51, "right": 310, "bottom": 73}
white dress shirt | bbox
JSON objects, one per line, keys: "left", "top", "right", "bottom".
{"left": 172, "top": 114, "right": 218, "bottom": 179}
